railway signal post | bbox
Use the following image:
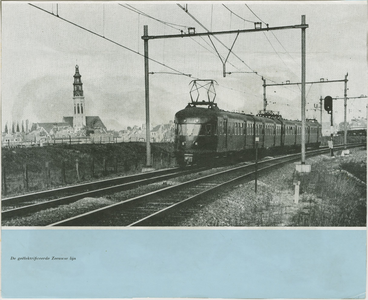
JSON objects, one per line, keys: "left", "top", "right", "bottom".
{"left": 324, "top": 96, "right": 334, "bottom": 157}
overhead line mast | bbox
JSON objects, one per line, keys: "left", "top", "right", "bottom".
{"left": 263, "top": 75, "right": 349, "bottom": 150}
{"left": 142, "top": 16, "right": 309, "bottom": 170}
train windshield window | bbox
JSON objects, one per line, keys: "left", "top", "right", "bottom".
{"left": 206, "top": 124, "right": 212, "bottom": 135}
{"left": 177, "top": 124, "right": 201, "bottom": 136}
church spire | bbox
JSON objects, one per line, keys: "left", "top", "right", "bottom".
{"left": 73, "top": 65, "right": 83, "bottom": 97}
{"left": 73, "top": 65, "right": 86, "bottom": 130}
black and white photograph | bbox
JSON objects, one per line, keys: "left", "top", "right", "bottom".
{"left": 2, "top": 1, "right": 367, "bottom": 227}
{"left": 2, "top": 2, "right": 367, "bottom": 299}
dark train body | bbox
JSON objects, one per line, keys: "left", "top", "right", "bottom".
{"left": 174, "top": 104, "right": 321, "bottom": 166}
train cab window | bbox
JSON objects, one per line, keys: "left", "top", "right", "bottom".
{"left": 177, "top": 124, "right": 201, "bottom": 136}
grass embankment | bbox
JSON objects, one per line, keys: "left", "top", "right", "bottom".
{"left": 179, "top": 148, "right": 366, "bottom": 227}
{"left": 2, "top": 142, "right": 175, "bottom": 196}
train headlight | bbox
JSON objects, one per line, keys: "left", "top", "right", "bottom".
{"left": 182, "top": 142, "right": 185, "bottom": 145}
{"left": 194, "top": 142, "right": 198, "bottom": 145}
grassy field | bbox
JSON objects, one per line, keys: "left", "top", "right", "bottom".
{"left": 2, "top": 142, "right": 175, "bottom": 196}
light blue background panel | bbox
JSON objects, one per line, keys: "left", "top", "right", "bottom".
{"left": 2, "top": 229, "right": 366, "bottom": 298}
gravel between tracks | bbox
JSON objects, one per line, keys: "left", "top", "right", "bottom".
{"left": 2, "top": 164, "right": 248, "bottom": 226}
{"left": 176, "top": 148, "right": 366, "bottom": 227}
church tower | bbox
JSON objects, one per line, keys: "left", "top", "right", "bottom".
{"left": 73, "top": 65, "right": 86, "bottom": 130}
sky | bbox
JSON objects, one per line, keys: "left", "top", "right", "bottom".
{"left": 2, "top": 1, "right": 367, "bottom": 130}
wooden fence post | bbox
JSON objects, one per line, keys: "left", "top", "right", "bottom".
{"left": 76, "top": 159, "right": 80, "bottom": 181}
{"left": 114, "top": 156, "right": 118, "bottom": 173}
{"left": 103, "top": 158, "right": 107, "bottom": 173}
{"left": 2, "top": 165, "right": 7, "bottom": 195}
{"left": 23, "top": 163, "right": 29, "bottom": 192}
{"left": 91, "top": 157, "right": 95, "bottom": 177}
{"left": 45, "top": 162, "right": 50, "bottom": 188}
{"left": 124, "top": 159, "right": 129, "bottom": 172}
{"left": 61, "top": 160, "right": 66, "bottom": 184}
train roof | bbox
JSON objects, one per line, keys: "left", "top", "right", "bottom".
{"left": 175, "top": 105, "right": 320, "bottom": 126}
{"left": 175, "top": 106, "right": 220, "bottom": 119}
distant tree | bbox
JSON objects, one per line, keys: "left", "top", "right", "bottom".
{"left": 16, "top": 122, "right": 20, "bottom": 132}
{"left": 22, "top": 120, "right": 25, "bottom": 133}
{"left": 127, "top": 126, "right": 132, "bottom": 131}
{"left": 12, "top": 122, "right": 15, "bottom": 134}
{"left": 4, "top": 123, "right": 8, "bottom": 134}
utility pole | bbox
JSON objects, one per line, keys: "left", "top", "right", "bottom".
{"left": 301, "top": 15, "right": 306, "bottom": 166}
{"left": 319, "top": 96, "right": 323, "bottom": 125}
{"left": 143, "top": 25, "right": 151, "bottom": 168}
{"left": 343, "top": 73, "right": 348, "bottom": 149}
{"left": 262, "top": 77, "right": 267, "bottom": 112}
{"left": 330, "top": 104, "right": 334, "bottom": 157}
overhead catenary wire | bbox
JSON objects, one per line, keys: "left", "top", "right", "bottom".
{"left": 244, "top": 3, "right": 300, "bottom": 67}
{"left": 221, "top": 4, "right": 302, "bottom": 93}
{"left": 177, "top": 3, "right": 299, "bottom": 88}
{"left": 120, "top": 3, "right": 243, "bottom": 73}
{"left": 120, "top": 3, "right": 189, "bottom": 31}
{"left": 28, "top": 3, "right": 196, "bottom": 79}
{"left": 119, "top": 2, "right": 259, "bottom": 96}
{"left": 177, "top": 3, "right": 256, "bottom": 74}
{"left": 222, "top": 4, "right": 255, "bottom": 24}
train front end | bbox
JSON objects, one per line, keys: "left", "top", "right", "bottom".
{"left": 174, "top": 106, "right": 219, "bottom": 166}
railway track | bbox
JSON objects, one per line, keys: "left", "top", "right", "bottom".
{"left": 48, "top": 143, "right": 364, "bottom": 227}
{"left": 3, "top": 143, "right": 365, "bottom": 226}
{"left": 1, "top": 166, "right": 206, "bottom": 220}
